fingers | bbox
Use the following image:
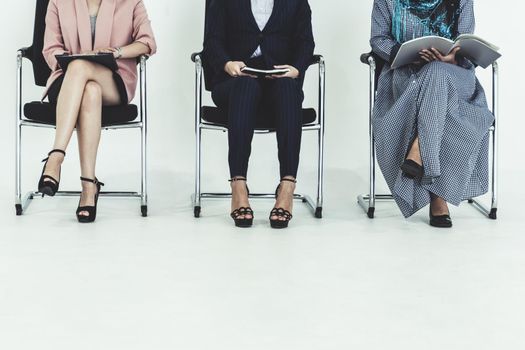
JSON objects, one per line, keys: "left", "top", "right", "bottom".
{"left": 430, "top": 48, "right": 444, "bottom": 61}
{"left": 420, "top": 49, "right": 438, "bottom": 61}
{"left": 419, "top": 50, "right": 435, "bottom": 62}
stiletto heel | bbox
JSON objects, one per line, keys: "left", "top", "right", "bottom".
{"left": 76, "top": 177, "right": 104, "bottom": 223}
{"left": 229, "top": 178, "right": 254, "bottom": 228}
{"left": 401, "top": 138, "right": 424, "bottom": 179}
{"left": 270, "top": 178, "right": 296, "bottom": 229}
{"left": 38, "top": 149, "right": 66, "bottom": 197}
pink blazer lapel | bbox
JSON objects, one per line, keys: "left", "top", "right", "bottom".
{"left": 74, "top": 0, "right": 92, "bottom": 51}
{"left": 93, "top": 0, "right": 116, "bottom": 50}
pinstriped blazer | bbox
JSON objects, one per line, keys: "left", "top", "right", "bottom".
{"left": 203, "top": 0, "right": 315, "bottom": 89}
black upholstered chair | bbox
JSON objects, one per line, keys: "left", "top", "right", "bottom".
{"left": 15, "top": 0, "right": 149, "bottom": 217}
{"left": 357, "top": 52, "right": 499, "bottom": 220}
{"left": 190, "top": 0, "right": 326, "bottom": 219}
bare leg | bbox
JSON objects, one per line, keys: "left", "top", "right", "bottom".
{"left": 272, "top": 176, "right": 296, "bottom": 221}
{"left": 42, "top": 60, "right": 121, "bottom": 189}
{"left": 407, "top": 136, "right": 423, "bottom": 166}
{"left": 231, "top": 177, "right": 253, "bottom": 220}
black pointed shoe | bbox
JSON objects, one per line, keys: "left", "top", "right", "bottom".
{"left": 429, "top": 208, "right": 453, "bottom": 228}
{"left": 401, "top": 159, "right": 424, "bottom": 179}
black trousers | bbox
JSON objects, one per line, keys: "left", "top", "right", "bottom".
{"left": 212, "top": 75, "right": 304, "bottom": 179}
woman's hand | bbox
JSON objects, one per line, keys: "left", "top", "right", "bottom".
{"left": 224, "top": 61, "right": 257, "bottom": 78}
{"left": 269, "top": 65, "right": 300, "bottom": 79}
{"left": 96, "top": 47, "right": 119, "bottom": 58}
{"left": 419, "top": 47, "right": 460, "bottom": 65}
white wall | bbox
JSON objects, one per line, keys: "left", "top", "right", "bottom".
{"left": 0, "top": 0, "right": 523, "bottom": 208}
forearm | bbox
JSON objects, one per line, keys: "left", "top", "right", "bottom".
{"left": 118, "top": 41, "right": 150, "bottom": 59}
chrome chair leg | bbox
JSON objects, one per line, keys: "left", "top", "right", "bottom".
{"left": 193, "top": 55, "right": 203, "bottom": 218}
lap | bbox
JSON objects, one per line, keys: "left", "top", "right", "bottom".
{"left": 212, "top": 77, "right": 302, "bottom": 109}
{"left": 48, "top": 60, "right": 127, "bottom": 106}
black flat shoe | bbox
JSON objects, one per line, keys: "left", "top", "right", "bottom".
{"left": 401, "top": 159, "right": 424, "bottom": 179}
{"left": 430, "top": 209, "right": 453, "bottom": 228}
{"left": 229, "top": 178, "right": 253, "bottom": 228}
{"left": 270, "top": 178, "right": 296, "bottom": 229}
{"left": 76, "top": 177, "right": 104, "bottom": 223}
{"left": 38, "top": 149, "right": 66, "bottom": 197}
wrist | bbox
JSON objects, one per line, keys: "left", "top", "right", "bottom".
{"left": 114, "top": 47, "right": 123, "bottom": 59}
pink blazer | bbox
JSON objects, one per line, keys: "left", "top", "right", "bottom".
{"left": 43, "top": 0, "right": 157, "bottom": 102}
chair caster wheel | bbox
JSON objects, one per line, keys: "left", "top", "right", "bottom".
{"left": 367, "top": 207, "right": 375, "bottom": 219}
{"left": 15, "top": 204, "right": 23, "bottom": 216}
{"left": 141, "top": 205, "right": 148, "bottom": 217}
{"left": 468, "top": 199, "right": 474, "bottom": 204}
{"left": 315, "top": 207, "right": 322, "bottom": 219}
{"left": 489, "top": 208, "right": 497, "bottom": 220}
{"left": 194, "top": 206, "right": 201, "bottom": 218}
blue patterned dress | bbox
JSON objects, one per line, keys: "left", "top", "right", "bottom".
{"left": 370, "top": 0, "right": 495, "bottom": 218}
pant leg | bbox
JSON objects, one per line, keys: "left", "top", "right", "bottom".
{"left": 265, "top": 78, "right": 304, "bottom": 179}
{"left": 212, "top": 77, "right": 262, "bottom": 178}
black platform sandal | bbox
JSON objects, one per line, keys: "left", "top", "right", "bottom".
{"left": 270, "top": 178, "right": 296, "bottom": 229}
{"left": 229, "top": 178, "right": 254, "bottom": 228}
{"left": 401, "top": 138, "right": 424, "bottom": 179}
{"left": 76, "top": 177, "right": 104, "bottom": 223}
{"left": 38, "top": 149, "right": 66, "bottom": 197}
{"left": 429, "top": 208, "right": 453, "bottom": 228}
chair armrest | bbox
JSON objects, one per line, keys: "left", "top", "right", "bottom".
{"left": 311, "top": 54, "right": 324, "bottom": 65}
{"left": 360, "top": 52, "right": 375, "bottom": 65}
{"left": 191, "top": 52, "right": 202, "bottom": 63}
{"left": 18, "top": 47, "right": 30, "bottom": 58}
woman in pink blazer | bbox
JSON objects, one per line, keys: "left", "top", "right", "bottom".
{"left": 38, "top": 0, "right": 156, "bottom": 223}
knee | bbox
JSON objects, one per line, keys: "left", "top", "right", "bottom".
{"left": 233, "top": 77, "right": 261, "bottom": 96}
{"left": 273, "top": 78, "right": 301, "bottom": 100}
{"left": 81, "top": 81, "right": 102, "bottom": 110}
{"left": 66, "top": 59, "right": 93, "bottom": 78}
{"left": 421, "top": 61, "right": 452, "bottom": 79}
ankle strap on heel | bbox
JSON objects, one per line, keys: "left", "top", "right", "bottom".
{"left": 42, "top": 149, "right": 66, "bottom": 162}
{"left": 80, "top": 177, "right": 105, "bottom": 186}
{"left": 229, "top": 177, "right": 247, "bottom": 183}
{"left": 280, "top": 178, "right": 297, "bottom": 184}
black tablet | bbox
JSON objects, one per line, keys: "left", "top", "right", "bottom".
{"left": 55, "top": 53, "right": 118, "bottom": 72}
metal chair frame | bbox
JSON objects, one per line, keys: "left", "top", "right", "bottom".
{"left": 15, "top": 50, "right": 150, "bottom": 217}
{"left": 357, "top": 53, "right": 499, "bottom": 220}
{"left": 191, "top": 53, "right": 326, "bottom": 218}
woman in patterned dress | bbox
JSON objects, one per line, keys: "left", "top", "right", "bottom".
{"left": 370, "top": 0, "right": 495, "bottom": 227}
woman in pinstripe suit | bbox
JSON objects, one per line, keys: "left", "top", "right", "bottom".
{"left": 370, "top": 0, "right": 494, "bottom": 227}
{"left": 204, "top": 0, "right": 315, "bottom": 229}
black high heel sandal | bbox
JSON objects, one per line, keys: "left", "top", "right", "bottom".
{"left": 76, "top": 177, "right": 104, "bottom": 223}
{"left": 401, "top": 138, "right": 424, "bottom": 179}
{"left": 229, "top": 178, "right": 254, "bottom": 228}
{"left": 38, "top": 149, "right": 66, "bottom": 197}
{"left": 270, "top": 178, "right": 296, "bottom": 229}
{"left": 429, "top": 208, "right": 453, "bottom": 228}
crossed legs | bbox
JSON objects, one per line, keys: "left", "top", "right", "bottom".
{"left": 43, "top": 60, "right": 121, "bottom": 218}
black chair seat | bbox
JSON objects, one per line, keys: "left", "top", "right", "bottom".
{"left": 24, "top": 101, "right": 139, "bottom": 127}
{"left": 201, "top": 106, "right": 317, "bottom": 130}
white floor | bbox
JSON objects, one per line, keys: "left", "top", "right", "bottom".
{"left": 1, "top": 169, "right": 524, "bottom": 350}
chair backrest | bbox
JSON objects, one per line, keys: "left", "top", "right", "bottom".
{"left": 25, "top": 0, "right": 52, "bottom": 87}
{"left": 201, "top": 0, "right": 216, "bottom": 91}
